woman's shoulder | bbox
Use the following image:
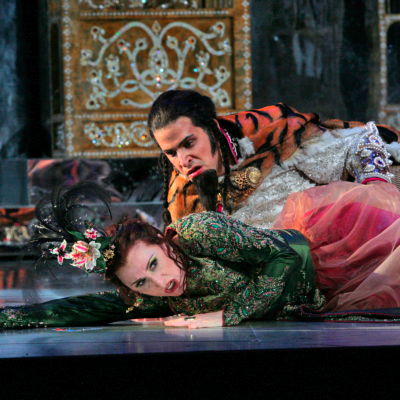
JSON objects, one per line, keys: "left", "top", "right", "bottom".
{"left": 169, "top": 211, "right": 228, "bottom": 231}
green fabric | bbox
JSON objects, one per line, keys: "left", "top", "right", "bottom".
{"left": 0, "top": 212, "right": 323, "bottom": 329}
{"left": 0, "top": 290, "right": 171, "bottom": 329}
{"left": 169, "top": 212, "right": 320, "bottom": 325}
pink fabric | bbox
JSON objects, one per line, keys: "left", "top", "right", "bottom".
{"left": 361, "top": 177, "right": 387, "bottom": 184}
{"left": 273, "top": 181, "right": 400, "bottom": 312}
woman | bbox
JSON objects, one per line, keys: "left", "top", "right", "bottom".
{"left": 106, "top": 211, "right": 318, "bottom": 328}
{"left": 1, "top": 178, "right": 400, "bottom": 329}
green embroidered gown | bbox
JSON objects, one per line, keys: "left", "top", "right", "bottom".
{"left": 0, "top": 212, "right": 324, "bottom": 329}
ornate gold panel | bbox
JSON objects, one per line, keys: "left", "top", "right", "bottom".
{"left": 53, "top": 0, "right": 252, "bottom": 157}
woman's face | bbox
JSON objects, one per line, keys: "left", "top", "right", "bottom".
{"left": 116, "top": 240, "right": 186, "bottom": 297}
{"left": 153, "top": 116, "right": 224, "bottom": 180}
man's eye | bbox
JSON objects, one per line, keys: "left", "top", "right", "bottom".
{"left": 136, "top": 279, "right": 146, "bottom": 288}
{"left": 149, "top": 258, "right": 157, "bottom": 271}
{"left": 184, "top": 140, "right": 194, "bottom": 148}
{"left": 165, "top": 151, "right": 176, "bottom": 157}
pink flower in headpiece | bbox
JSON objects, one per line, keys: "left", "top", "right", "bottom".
{"left": 84, "top": 228, "right": 99, "bottom": 240}
{"left": 50, "top": 240, "right": 69, "bottom": 265}
{"left": 68, "top": 240, "right": 101, "bottom": 271}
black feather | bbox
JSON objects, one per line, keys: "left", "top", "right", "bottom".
{"left": 35, "top": 181, "right": 112, "bottom": 241}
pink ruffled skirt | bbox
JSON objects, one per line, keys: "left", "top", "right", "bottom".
{"left": 273, "top": 181, "right": 400, "bottom": 312}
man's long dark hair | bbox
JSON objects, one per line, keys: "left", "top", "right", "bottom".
{"left": 148, "top": 89, "right": 242, "bottom": 226}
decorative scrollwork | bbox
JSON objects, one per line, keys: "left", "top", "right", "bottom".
{"left": 79, "top": 0, "right": 200, "bottom": 10}
{"left": 129, "top": 0, "right": 200, "bottom": 8}
{"left": 80, "top": 20, "right": 232, "bottom": 110}
{"left": 79, "top": 0, "right": 122, "bottom": 9}
{"left": 84, "top": 122, "right": 155, "bottom": 148}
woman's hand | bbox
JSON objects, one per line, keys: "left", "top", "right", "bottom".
{"left": 163, "top": 310, "right": 224, "bottom": 329}
{"left": 129, "top": 315, "right": 185, "bottom": 324}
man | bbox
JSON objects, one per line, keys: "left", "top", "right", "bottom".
{"left": 148, "top": 89, "right": 400, "bottom": 228}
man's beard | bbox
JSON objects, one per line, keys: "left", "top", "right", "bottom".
{"left": 192, "top": 169, "right": 219, "bottom": 211}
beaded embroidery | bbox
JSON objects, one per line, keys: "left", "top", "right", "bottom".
{"left": 348, "top": 122, "right": 394, "bottom": 183}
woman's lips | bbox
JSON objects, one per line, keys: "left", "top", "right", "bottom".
{"left": 188, "top": 166, "right": 204, "bottom": 179}
{"left": 165, "top": 279, "right": 178, "bottom": 294}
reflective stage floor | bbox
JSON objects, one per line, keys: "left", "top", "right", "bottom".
{"left": 1, "top": 289, "right": 399, "bottom": 399}
{"left": 2, "top": 317, "right": 400, "bottom": 358}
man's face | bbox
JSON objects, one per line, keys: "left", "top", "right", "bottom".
{"left": 153, "top": 117, "right": 224, "bottom": 180}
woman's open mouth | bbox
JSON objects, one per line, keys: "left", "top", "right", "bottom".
{"left": 165, "top": 279, "right": 178, "bottom": 294}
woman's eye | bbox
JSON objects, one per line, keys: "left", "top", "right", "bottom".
{"left": 149, "top": 258, "right": 158, "bottom": 271}
{"left": 136, "top": 279, "right": 146, "bottom": 288}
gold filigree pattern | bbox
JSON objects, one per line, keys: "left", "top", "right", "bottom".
{"left": 79, "top": 0, "right": 202, "bottom": 10}
{"left": 80, "top": 20, "right": 232, "bottom": 110}
{"left": 84, "top": 121, "right": 154, "bottom": 148}
{"left": 225, "top": 166, "right": 262, "bottom": 211}
{"left": 79, "top": 0, "right": 122, "bottom": 9}
{"left": 59, "top": 0, "right": 252, "bottom": 157}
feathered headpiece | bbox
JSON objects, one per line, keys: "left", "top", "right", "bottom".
{"left": 33, "top": 182, "right": 115, "bottom": 274}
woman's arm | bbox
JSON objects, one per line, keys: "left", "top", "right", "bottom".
{"left": 0, "top": 290, "right": 171, "bottom": 329}
{"left": 222, "top": 272, "right": 288, "bottom": 325}
{"left": 170, "top": 211, "right": 300, "bottom": 268}
{"left": 164, "top": 267, "right": 292, "bottom": 327}
{"left": 170, "top": 212, "right": 312, "bottom": 326}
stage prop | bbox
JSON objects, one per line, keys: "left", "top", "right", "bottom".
{"left": 47, "top": 0, "right": 252, "bottom": 158}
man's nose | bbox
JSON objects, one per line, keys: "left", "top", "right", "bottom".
{"left": 177, "top": 149, "right": 192, "bottom": 168}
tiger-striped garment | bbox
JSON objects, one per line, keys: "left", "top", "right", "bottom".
{"left": 167, "top": 103, "right": 400, "bottom": 223}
